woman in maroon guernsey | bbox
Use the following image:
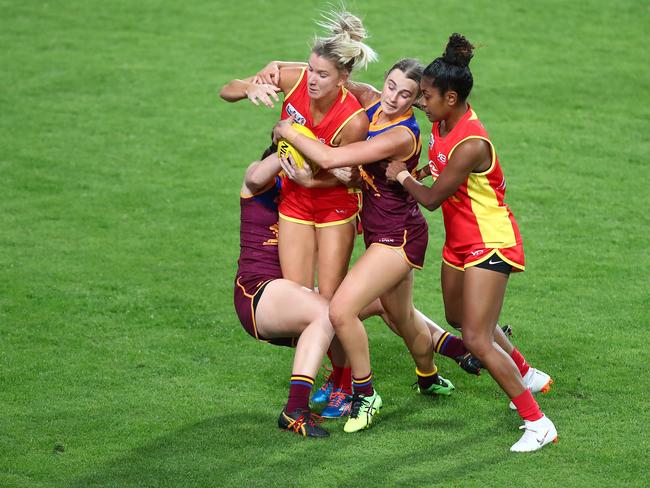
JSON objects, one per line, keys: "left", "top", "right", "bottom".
{"left": 273, "top": 59, "right": 459, "bottom": 434}
{"left": 386, "top": 34, "right": 557, "bottom": 452}
{"left": 235, "top": 147, "right": 338, "bottom": 438}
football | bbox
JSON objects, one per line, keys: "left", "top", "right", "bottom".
{"left": 277, "top": 123, "right": 317, "bottom": 170}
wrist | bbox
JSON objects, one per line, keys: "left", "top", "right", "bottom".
{"left": 396, "top": 170, "right": 411, "bottom": 185}
{"left": 285, "top": 129, "right": 298, "bottom": 145}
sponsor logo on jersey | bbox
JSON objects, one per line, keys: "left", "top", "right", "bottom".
{"left": 496, "top": 176, "right": 507, "bottom": 191}
{"left": 318, "top": 138, "right": 326, "bottom": 144}
{"left": 428, "top": 160, "right": 440, "bottom": 178}
{"left": 437, "top": 153, "right": 447, "bottom": 164}
{"left": 429, "top": 134, "right": 434, "bottom": 149}
{"left": 285, "top": 103, "right": 307, "bottom": 126}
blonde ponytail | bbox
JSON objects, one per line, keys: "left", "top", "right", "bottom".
{"left": 313, "top": 10, "right": 378, "bottom": 72}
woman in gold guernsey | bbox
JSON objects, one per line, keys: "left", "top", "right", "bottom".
{"left": 387, "top": 34, "right": 557, "bottom": 452}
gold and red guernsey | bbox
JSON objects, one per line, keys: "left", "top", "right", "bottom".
{"left": 280, "top": 67, "right": 365, "bottom": 197}
{"left": 427, "top": 106, "right": 523, "bottom": 253}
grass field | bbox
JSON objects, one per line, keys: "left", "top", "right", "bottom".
{"left": 1, "top": 0, "right": 649, "bottom": 486}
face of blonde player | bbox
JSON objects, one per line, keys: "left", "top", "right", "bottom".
{"left": 380, "top": 69, "right": 419, "bottom": 119}
{"left": 306, "top": 52, "right": 348, "bottom": 101}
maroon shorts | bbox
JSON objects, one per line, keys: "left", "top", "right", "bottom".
{"left": 233, "top": 276, "right": 297, "bottom": 347}
{"left": 363, "top": 223, "right": 428, "bottom": 269}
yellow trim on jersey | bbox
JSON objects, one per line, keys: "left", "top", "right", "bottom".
{"left": 364, "top": 99, "right": 381, "bottom": 111}
{"left": 279, "top": 212, "right": 315, "bottom": 226}
{"left": 468, "top": 109, "right": 479, "bottom": 121}
{"left": 392, "top": 125, "right": 419, "bottom": 162}
{"left": 447, "top": 135, "right": 496, "bottom": 175}
{"left": 340, "top": 85, "right": 349, "bottom": 103}
{"left": 285, "top": 67, "right": 306, "bottom": 100}
{"left": 466, "top": 173, "right": 517, "bottom": 247}
{"left": 369, "top": 106, "right": 414, "bottom": 131}
{"left": 447, "top": 135, "right": 514, "bottom": 247}
{"left": 329, "top": 107, "right": 366, "bottom": 146}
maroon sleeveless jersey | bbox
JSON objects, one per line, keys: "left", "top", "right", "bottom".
{"left": 236, "top": 177, "right": 283, "bottom": 291}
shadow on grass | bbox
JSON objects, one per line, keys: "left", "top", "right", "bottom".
{"left": 69, "top": 405, "right": 509, "bottom": 487}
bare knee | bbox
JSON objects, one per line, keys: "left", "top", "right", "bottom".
{"left": 462, "top": 329, "right": 494, "bottom": 359}
{"left": 328, "top": 299, "right": 355, "bottom": 332}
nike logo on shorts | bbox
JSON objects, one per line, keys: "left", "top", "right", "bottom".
{"left": 489, "top": 259, "right": 504, "bottom": 265}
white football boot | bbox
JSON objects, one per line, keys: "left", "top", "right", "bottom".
{"left": 509, "top": 368, "right": 553, "bottom": 409}
{"left": 510, "top": 415, "right": 558, "bottom": 452}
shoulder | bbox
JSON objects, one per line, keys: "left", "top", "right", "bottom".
{"left": 449, "top": 137, "right": 492, "bottom": 171}
{"left": 339, "top": 110, "right": 369, "bottom": 141}
{"left": 279, "top": 67, "right": 305, "bottom": 94}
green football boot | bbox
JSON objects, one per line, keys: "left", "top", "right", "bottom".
{"left": 343, "top": 391, "right": 382, "bottom": 433}
{"left": 415, "top": 376, "right": 455, "bottom": 396}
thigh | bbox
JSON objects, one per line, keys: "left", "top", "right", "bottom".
{"left": 255, "top": 278, "right": 328, "bottom": 338}
{"left": 330, "top": 244, "right": 411, "bottom": 319}
{"left": 315, "top": 221, "right": 356, "bottom": 299}
{"left": 461, "top": 266, "right": 509, "bottom": 341}
{"left": 441, "top": 261, "right": 464, "bottom": 328}
{"left": 278, "top": 218, "right": 316, "bottom": 288}
{"left": 379, "top": 269, "right": 415, "bottom": 326}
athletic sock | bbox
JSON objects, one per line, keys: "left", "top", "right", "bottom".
{"left": 329, "top": 363, "right": 343, "bottom": 387}
{"left": 416, "top": 366, "right": 440, "bottom": 390}
{"left": 435, "top": 331, "right": 469, "bottom": 359}
{"left": 286, "top": 374, "right": 315, "bottom": 413}
{"left": 352, "top": 372, "right": 374, "bottom": 397}
{"left": 511, "top": 388, "right": 543, "bottom": 422}
{"left": 339, "top": 367, "right": 352, "bottom": 395}
{"left": 510, "top": 348, "right": 531, "bottom": 377}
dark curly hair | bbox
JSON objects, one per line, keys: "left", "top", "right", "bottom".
{"left": 423, "top": 33, "right": 475, "bottom": 101}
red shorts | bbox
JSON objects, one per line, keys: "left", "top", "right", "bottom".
{"left": 442, "top": 242, "right": 525, "bottom": 272}
{"left": 279, "top": 179, "right": 361, "bottom": 227}
{"left": 233, "top": 276, "right": 297, "bottom": 347}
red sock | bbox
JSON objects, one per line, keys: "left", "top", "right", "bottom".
{"left": 511, "top": 389, "right": 543, "bottom": 422}
{"left": 338, "top": 367, "right": 352, "bottom": 394}
{"left": 510, "top": 348, "right": 530, "bottom": 377}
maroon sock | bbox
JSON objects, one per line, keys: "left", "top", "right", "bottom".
{"left": 416, "top": 366, "right": 440, "bottom": 390}
{"left": 435, "top": 331, "right": 468, "bottom": 358}
{"left": 352, "top": 372, "right": 374, "bottom": 397}
{"left": 285, "top": 375, "right": 314, "bottom": 413}
{"left": 510, "top": 348, "right": 531, "bottom": 377}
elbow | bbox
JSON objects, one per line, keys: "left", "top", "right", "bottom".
{"left": 423, "top": 198, "right": 439, "bottom": 212}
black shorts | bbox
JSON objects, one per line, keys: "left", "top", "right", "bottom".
{"left": 474, "top": 255, "right": 512, "bottom": 275}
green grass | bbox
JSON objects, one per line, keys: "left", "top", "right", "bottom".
{"left": 1, "top": 0, "right": 649, "bottom": 486}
